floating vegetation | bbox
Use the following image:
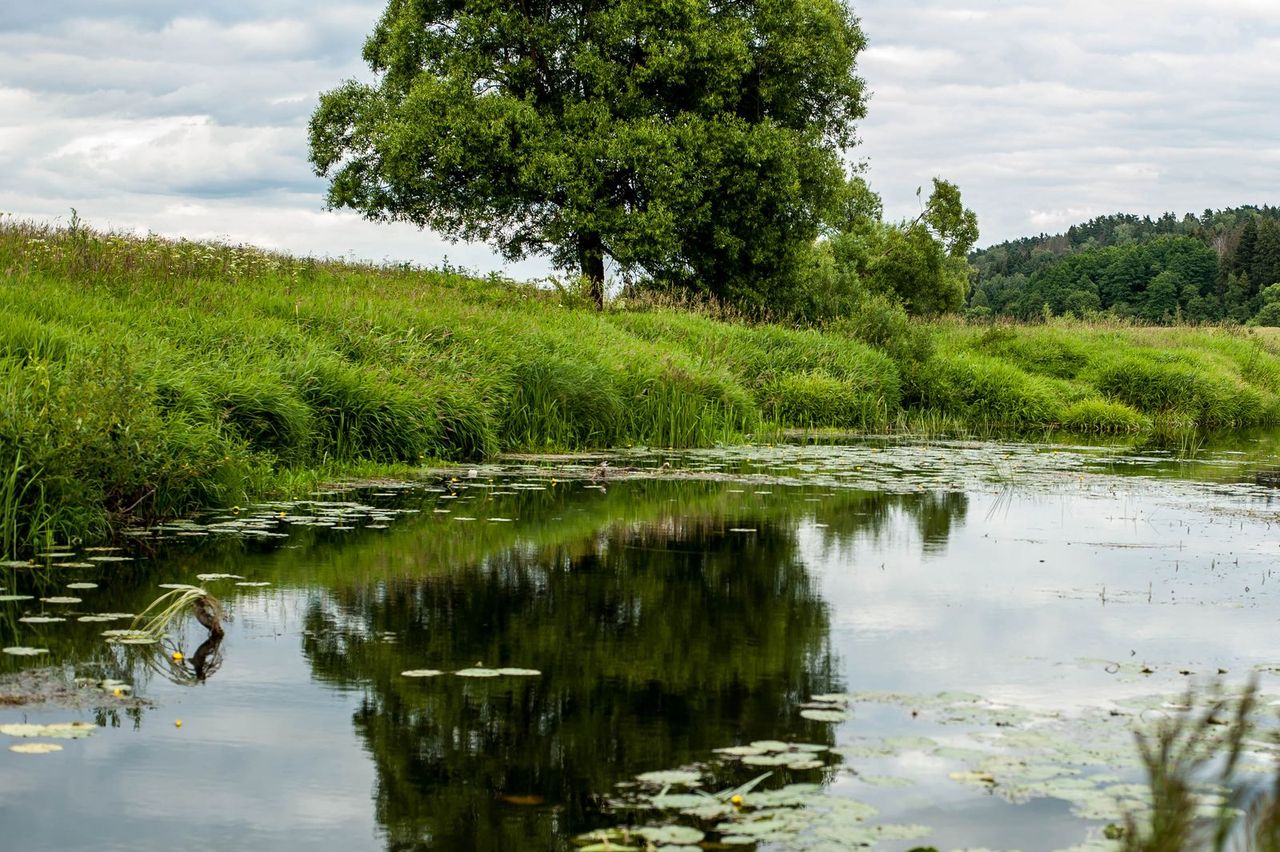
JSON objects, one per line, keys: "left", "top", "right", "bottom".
{"left": 65, "top": 582, "right": 97, "bottom": 590}
{"left": 454, "top": 667, "right": 502, "bottom": 678}
{"left": 128, "top": 585, "right": 224, "bottom": 641}
{"left": 18, "top": 616, "right": 66, "bottom": 624}
{"left": 635, "top": 770, "right": 702, "bottom": 787}
{"left": 235, "top": 581, "right": 271, "bottom": 588}
{"left": 87, "top": 556, "right": 132, "bottom": 563}
{"left": 401, "top": 669, "right": 444, "bottom": 678}
{"left": 0, "top": 594, "right": 33, "bottom": 602}
{"left": 0, "top": 722, "right": 95, "bottom": 739}
{"left": 39, "top": 596, "right": 82, "bottom": 604}
{"left": 9, "top": 742, "right": 64, "bottom": 754}
{"left": 196, "top": 573, "right": 244, "bottom": 581}
{"left": 2, "top": 646, "right": 48, "bottom": 656}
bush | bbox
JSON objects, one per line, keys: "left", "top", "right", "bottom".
{"left": 1059, "top": 399, "right": 1150, "bottom": 433}
{"left": 760, "top": 371, "right": 889, "bottom": 429}
{"left": 914, "top": 352, "right": 1063, "bottom": 426}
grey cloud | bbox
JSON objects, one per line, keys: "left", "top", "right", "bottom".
{"left": 3, "top": 0, "right": 1277, "bottom": 268}
{"left": 854, "top": 0, "right": 1280, "bottom": 243}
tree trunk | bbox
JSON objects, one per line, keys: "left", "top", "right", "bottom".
{"left": 579, "top": 233, "right": 605, "bottom": 309}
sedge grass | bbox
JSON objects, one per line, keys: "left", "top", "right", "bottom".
{"left": 4, "top": 217, "right": 1280, "bottom": 550}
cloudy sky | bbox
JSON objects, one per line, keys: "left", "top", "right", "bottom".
{"left": 1, "top": 2, "right": 1277, "bottom": 275}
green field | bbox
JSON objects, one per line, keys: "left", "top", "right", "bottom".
{"left": 3, "top": 218, "right": 1280, "bottom": 554}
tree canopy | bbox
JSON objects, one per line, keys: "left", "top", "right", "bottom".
{"left": 968, "top": 205, "right": 1280, "bottom": 324}
{"left": 309, "top": 0, "right": 868, "bottom": 310}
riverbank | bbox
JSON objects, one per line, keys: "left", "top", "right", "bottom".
{"left": 2, "top": 218, "right": 1279, "bottom": 553}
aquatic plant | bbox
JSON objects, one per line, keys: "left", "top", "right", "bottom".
{"left": 129, "top": 585, "right": 223, "bottom": 640}
{"left": 1120, "top": 680, "right": 1280, "bottom": 852}
{"left": 4, "top": 217, "right": 1280, "bottom": 553}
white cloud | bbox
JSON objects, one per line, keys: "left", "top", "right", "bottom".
{"left": 0, "top": 0, "right": 1276, "bottom": 265}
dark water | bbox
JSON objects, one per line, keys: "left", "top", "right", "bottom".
{"left": 2, "top": 438, "right": 1279, "bottom": 851}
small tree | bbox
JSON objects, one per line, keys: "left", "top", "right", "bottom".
{"left": 309, "top": 0, "right": 868, "bottom": 310}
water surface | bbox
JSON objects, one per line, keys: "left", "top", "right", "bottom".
{"left": 2, "top": 437, "right": 1279, "bottom": 850}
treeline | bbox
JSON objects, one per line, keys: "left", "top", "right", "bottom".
{"left": 969, "top": 206, "right": 1280, "bottom": 325}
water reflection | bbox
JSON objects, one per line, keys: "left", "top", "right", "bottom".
{"left": 297, "top": 486, "right": 969, "bottom": 850}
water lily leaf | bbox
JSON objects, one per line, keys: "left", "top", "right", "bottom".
{"left": 2, "top": 646, "right": 49, "bottom": 656}
{"left": 636, "top": 770, "right": 702, "bottom": 787}
{"left": 950, "top": 770, "right": 997, "bottom": 786}
{"left": 65, "top": 583, "right": 97, "bottom": 590}
{"left": 785, "top": 759, "right": 825, "bottom": 770}
{"left": 19, "top": 616, "right": 66, "bottom": 624}
{"left": 495, "top": 667, "right": 541, "bottom": 676}
{"left": 748, "top": 740, "right": 792, "bottom": 752}
{"left": 454, "top": 667, "right": 501, "bottom": 678}
{"left": 635, "top": 825, "right": 704, "bottom": 845}
{"left": 196, "top": 573, "right": 244, "bottom": 581}
{"left": 157, "top": 583, "right": 200, "bottom": 590}
{"left": 88, "top": 556, "right": 133, "bottom": 562}
{"left": 719, "top": 836, "right": 754, "bottom": 846}
{"left": 715, "top": 745, "right": 769, "bottom": 757}
{"left": 77, "top": 615, "right": 116, "bottom": 623}
{"left": 0, "top": 722, "right": 95, "bottom": 739}
{"left": 741, "top": 753, "right": 795, "bottom": 767}
{"left": 800, "top": 708, "right": 849, "bottom": 722}
{"left": 0, "top": 594, "right": 34, "bottom": 602}
{"left": 235, "top": 582, "right": 272, "bottom": 587}
{"left": 10, "top": 743, "right": 63, "bottom": 754}
{"left": 40, "top": 596, "right": 82, "bottom": 604}
{"left": 401, "top": 670, "right": 444, "bottom": 678}
{"left": 859, "top": 774, "right": 916, "bottom": 788}
{"left": 648, "top": 793, "right": 709, "bottom": 810}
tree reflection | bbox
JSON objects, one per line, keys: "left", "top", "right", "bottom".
{"left": 300, "top": 484, "right": 970, "bottom": 850}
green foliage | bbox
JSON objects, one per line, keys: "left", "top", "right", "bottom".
{"left": 970, "top": 205, "right": 1280, "bottom": 324}
{"left": 4, "top": 219, "right": 1280, "bottom": 550}
{"left": 309, "top": 0, "right": 868, "bottom": 312}
{"left": 817, "top": 179, "right": 977, "bottom": 318}
{"left": 760, "top": 371, "right": 889, "bottom": 430}
{"left": 913, "top": 351, "right": 1064, "bottom": 427}
{"left": 1058, "top": 399, "right": 1150, "bottom": 433}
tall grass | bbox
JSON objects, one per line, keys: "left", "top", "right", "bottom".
{"left": 3, "top": 217, "right": 1280, "bottom": 551}
{"left": 1120, "top": 680, "right": 1280, "bottom": 852}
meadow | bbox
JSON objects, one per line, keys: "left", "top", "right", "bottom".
{"left": 3, "top": 216, "right": 1279, "bottom": 554}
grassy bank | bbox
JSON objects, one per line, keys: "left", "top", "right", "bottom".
{"left": 2, "top": 218, "right": 1280, "bottom": 554}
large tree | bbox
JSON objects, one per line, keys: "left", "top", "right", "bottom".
{"left": 309, "top": 0, "right": 867, "bottom": 309}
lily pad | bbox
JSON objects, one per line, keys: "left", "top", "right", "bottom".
{"left": 9, "top": 743, "right": 64, "bottom": 754}
{"left": 636, "top": 770, "right": 702, "bottom": 787}
{"left": 748, "top": 740, "right": 793, "bottom": 752}
{"left": 2, "top": 646, "right": 49, "bottom": 656}
{"left": 40, "top": 596, "right": 82, "bottom": 604}
{"left": 0, "top": 595, "right": 34, "bottom": 602}
{"left": 401, "top": 669, "right": 444, "bottom": 678}
{"left": 715, "top": 745, "right": 769, "bottom": 757}
{"left": 65, "top": 583, "right": 98, "bottom": 590}
{"left": 19, "top": 616, "right": 66, "bottom": 624}
{"left": 635, "top": 825, "right": 704, "bottom": 845}
{"left": 0, "top": 722, "right": 95, "bottom": 739}
{"left": 799, "top": 708, "right": 849, "bottom": 722}
{"left": 88, "top": 556, "right": 133, "bottom": 563}
{"left": 495, "top": 667, "right": 541, "bottom": 676}
{"left": 455, "top": 667, "right": 501, "bottom": 678}
{"left": 196, "top": 573, "right": 245, "bottom": 581}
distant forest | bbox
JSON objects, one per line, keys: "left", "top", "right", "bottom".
{"left": 968, "top": 206, "right": 1280, "bottom": 325}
